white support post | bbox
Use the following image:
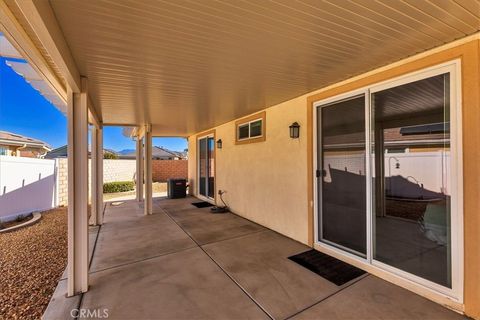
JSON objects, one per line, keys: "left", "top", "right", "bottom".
{"left": 67, "top": 78, "right": 89, "bottom": 296}
{"left": 136, "top": 136, "right": 144, "bottom": 202}
{"left": 96, "top": 127, "right": 103, "bottom": 224}
{"left": 144, "top": 126, "right": 152, "bottom": 215}
{"left": 90, "top": 124, "right": 103, "bottom": 226}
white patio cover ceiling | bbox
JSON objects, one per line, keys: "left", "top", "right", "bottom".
{"left": 20, "top": 1, "right": 480, "bottom": 135}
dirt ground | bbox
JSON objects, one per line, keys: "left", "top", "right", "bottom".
{"left": 0, "top": 207, "right": 67, "bottom": 320}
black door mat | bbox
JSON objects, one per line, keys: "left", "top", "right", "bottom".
{"left": 288, "top": 249, "right": 366, "bottom": 286}
{"left": 192, "top": 201, "right": 214, "bottom": 208}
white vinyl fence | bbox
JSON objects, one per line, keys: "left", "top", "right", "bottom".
{"left": 0, "top": 157, "right": 140, "bottom": 219}
{"left": 323, "top": 151, "right": 451, "bottom": 196}
{"left": 0, "top": 156, "right": 57, "bottom": 221}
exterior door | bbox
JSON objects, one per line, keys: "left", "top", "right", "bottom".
{"left": 198, "top": 135, "right": 215, "bottom": 200}
{"left": 317, "top": 95, "right": 367, "bottom": 257}
{"left": 314, "top": 61, "right": 462, "bottom": 300}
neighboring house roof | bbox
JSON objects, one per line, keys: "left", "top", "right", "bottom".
{"left": 47, "top": 145, "right": 185, "bottom": 159}
{"left": 45, "top": 145, "right": 68, "bottom": 159}
{"left": 0, "top": 131, "right": 51, "bottom": 150}
{"left": 45, "top": 145, "right": 119, "bottom": 159}
{"left": 119, "top": 146, "right": 186, "bottom": 160}
{"left": 169, "top": 150, "right": 188, "bottom": 159}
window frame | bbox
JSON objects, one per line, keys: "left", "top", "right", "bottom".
{"left": 235, "top": 111, "right": 266, "bottom": 145}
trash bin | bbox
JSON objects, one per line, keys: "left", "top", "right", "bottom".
{"left": 167, "top": 179, "right": 187, "bottom": 199}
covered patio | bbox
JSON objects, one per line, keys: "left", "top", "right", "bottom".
{"left": 44, "top": 196, "right": 463, "bottom": 319}
{"left": 1, "top": 0, "right": 479, "bottom": 318}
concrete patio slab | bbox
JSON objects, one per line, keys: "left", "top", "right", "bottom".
{"left": 47, "top": 198, "right": 467, "bottom": 320}
{"left": 103, "top": 200, "right": 165, "bottom": 225}
{"left": 203, "top": 230, "right": 342, "bottom": 319}
{"left": 81, "top": 247, "right": 269, "bottom": 320}
{"left": 90, "top": 212, "right": 196, "bottom": 272}
{"left": 100, "top": 207, "right": 167, "bottom": 233}
{"left": 171, "top": 211, "right": 265, "bottom": 245}
{"left": 154, "top": 196, "right": 198, "bottom": 212}
{"left": 291, "top": 276, "right": 465, "bottom": 320}
{"left": 164, "top": 207, "right": 214, "bottom": 222}
{"left": 41, "top": 279, "right": 81, "bottom": 320}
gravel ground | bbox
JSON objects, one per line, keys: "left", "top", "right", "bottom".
{"left": 0, "top": 207, "right": 67, "bottom": 320}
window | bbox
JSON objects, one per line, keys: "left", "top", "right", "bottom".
{"left": 0, "top": 147, "right": 8, "bottom": 156}
{"left": 250, "top": 120, "right": 262, "bottom": 137}
{"left": 237, "top": 119, "right": 262, "bottom": 140}
{"left": 238, "top": 124, "right": 250, "bottom": 140}
{"left": 235, "top": 112, "right": 266, "bottom": 144}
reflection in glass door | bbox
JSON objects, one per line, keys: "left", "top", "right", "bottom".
{"left": 207, "top": 137, "right": 215, "bottom": 198}
{"left": 372, "top": 73, "right": 452, "bottom": 288}
{"left": 198, "top": 135, "right": 215, "bottom": 200}
{"left": 318, "top": 95, "right": 367, "bottom": 257}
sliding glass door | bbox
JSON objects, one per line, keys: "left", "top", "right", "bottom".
{"left": 371, "top": 73, "right": 452, "bottom": 288}
{"left": 315, "top": 62, "right": 461, "bottom": 297}
{"left": 318, "top": 95, "right": 367, "bottom": 257}
{"left": 198, "top": 134, "right": 215, "bottom": 200}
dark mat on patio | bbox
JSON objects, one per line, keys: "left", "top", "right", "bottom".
{"left": 288, "top": 249, "right": 366, "bottom": 286}
{"left": 192, "top": 201, "right": 214, "bottom": 208}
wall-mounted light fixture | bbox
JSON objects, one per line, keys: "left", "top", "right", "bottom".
{"left": 216, "top": 139, "right": 223, "bottom": 149}
{"left": 289, "top": 122, "right": 300, "bottom": 139}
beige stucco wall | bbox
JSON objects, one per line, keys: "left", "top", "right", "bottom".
{"left": 188, "top": 37, "right": 480, "bottom": 318}
{"left": 188, "top": 96, "right": 309, "bottom": 244}
{"left": 187, "top": 138, "right": 197, "bottom": 196}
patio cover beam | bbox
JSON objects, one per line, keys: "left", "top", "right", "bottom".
{"left": 67, "top": 77, "right": 89, "bottom": 296}
{"left": 88, "top": 98, "right": 101, "bottom": 128}
{"left": 12, "top": 0, "right": 81, "bottom": 93}
{"left": 90, "top": 124, "right": 103, "bottom": 226}
{"left": 144, "top": 125, "right": 152, "bottom": 215}
{"left": 136, "top": 135, "right": 144, "bottom": 202}
{"left": 0, "top": 1, "right": 66, "bottom": 102}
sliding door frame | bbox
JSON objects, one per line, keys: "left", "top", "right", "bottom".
{"left": 197, "top": 131, "right": 216, "bottom": 203}
{"left": 312, "top": 59, "right": 463, "bottom": 304}
{"left": 314, "top": 89, "right": 370, "bottom": 261}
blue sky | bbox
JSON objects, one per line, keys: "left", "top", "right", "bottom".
{"left": 0, "top": 57, "right": 187, "bottom": 151}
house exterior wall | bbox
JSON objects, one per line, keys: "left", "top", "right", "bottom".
{"left": 0, "top": 144, "right": 47, "bottom": 158}
{"left": 0, "top": 145, "right": 18, "bottom": 156}
{"left": 188, "top": 97, "right": 309, "bottom": 244}
{"left": 306, "top": 39, "right": 480, "bottom": 319}
{"left": 18, "top": 147, "right": 48, "bottom": 158}
{"left": 188, "top": 38, "right": 480, "bottom": 318}
{"left": 187, "top": 139, "right": 196, "bottom": 196}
